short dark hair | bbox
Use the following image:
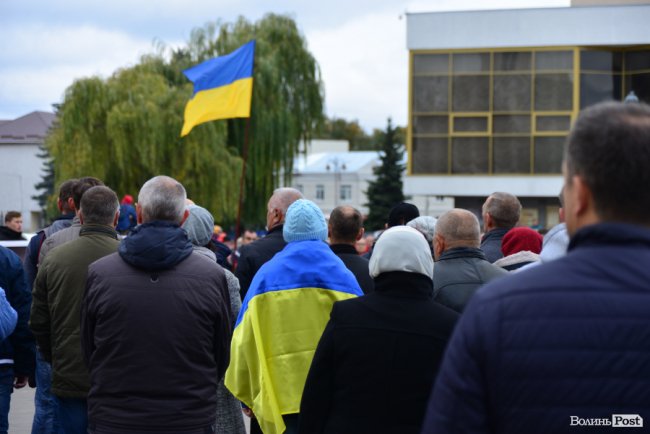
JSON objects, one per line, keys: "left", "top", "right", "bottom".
{"left": 58, "top": 179, "right": 78, "bottom": 212}
{"left": 387, "top": 202, "right": 419, "bottom": 227}
{"left": 72, "top": 177, "right": 104, "bottom": 210}
{"left": 79, "top": 186, "right": 119, "bottom": 226}
{"left": 329, "top": 206, "right": 363, "bottom": 243}
{"left": 483, "top": 192, "right": 521, "bottom": 228}
{"left": 4, "top": 211, "right": 21, "bottom": 223}
{"left": 565, "top": 101, "right": 650, "bottom": 225}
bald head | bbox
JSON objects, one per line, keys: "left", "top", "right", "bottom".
{"left": 329, "top": 205, "right": 364, "bottom": 244}
{"left": 267, "top": 187, "right": 303, "bottom": 230}
{"left": 435, "top": 209, "right": 481, "bottom": 259}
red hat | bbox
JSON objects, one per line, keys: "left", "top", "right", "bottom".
{"left": 121, "top": 194, "right": 134, "bottom": 205}
{"left": 501, "top": 227, "right": 543, "bottom": 256}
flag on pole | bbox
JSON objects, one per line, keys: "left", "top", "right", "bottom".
{"left": 181, "top": 40, "right": 255, "bottom": 137}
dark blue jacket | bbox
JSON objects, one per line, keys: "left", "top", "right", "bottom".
{"left": 116, "top": 204, "right": 137, "bottom": 232}
{"left": 0, "top": 246, "right": 35, "bottom": 376}
{"left": 422, "top": 223, "right": 650, "bottom": 434}
{"left": 479, "top": 227, "right": 510, "bottom": 263}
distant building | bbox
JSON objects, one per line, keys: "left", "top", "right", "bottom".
{"left": 0, "top": 111, "right": 55, "bottom": 231}
{"left": 405, "top": 3, "right": 650, "bottom": 228}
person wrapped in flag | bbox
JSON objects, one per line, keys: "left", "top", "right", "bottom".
{"left": 225, "top": 199, "right": 363, "bottom": 434}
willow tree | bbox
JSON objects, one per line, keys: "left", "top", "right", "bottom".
{"left": 46, "top": 13, "right": 324, "bottom": 225}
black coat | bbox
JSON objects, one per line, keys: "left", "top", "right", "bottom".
{"left": 299, "top": 271, "right": 458, "bottom": 434}
{"left": 433, "top": 247, "right": 508, "bottom": 313}
{"left": 480, "top": 227, "right": 509, "bottom": 263}
{"left": 329, "top": 244, "right": 374, "bottom": 294}
{"left": 235, "top": 225, "right": 286, "bottom": 299}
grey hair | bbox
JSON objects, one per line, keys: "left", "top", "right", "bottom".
{"left": 79, "top": 186, "right": 119, "bottom": 226}
{"left": 483, "top": 192, "right": 521, "bottom": 228}
{"left": 407, "top": 216, "right": 438, "bottom": 245}
{"left": 138, "top": 176, "right": 187, "bottom": 223}
{"left": 269, "top": 187, "right": 304, "bottom": 214}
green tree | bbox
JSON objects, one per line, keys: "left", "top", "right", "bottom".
{"left": 32, "top": 142, "right": 55, "bottom": 223}
{"left": 46, "top": 14, "right": 324, "bottom": 225}
{"left": 364, "top": 118, "right": 406, "bottom": 231}
{"left": 319, "top": 117, "right": 374, "bottom": 150}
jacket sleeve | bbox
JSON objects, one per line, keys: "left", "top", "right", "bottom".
{"left": 5, "top": 254, "right": 35, "bottom": 376}
{"left": 235, "top": 245, "right": 255, "bottom": 300}
{"left": 80, "top": 268, "right": 99, "bottom": 368}
{"left": 29, "top": 260, "right": 52, "bottom": 362}
{"left": 298, "top": 311, "right": 338, "bottom": 434}
{"left": 22, "top": 232, "right": 43, "bottom": 290}
{"left": 0, "top": 288, "right": 17, "bottom": 341}
{"left": 420, "top": 293, "right": 495, "bottom": 434}
{"left": 214, "top": 272, "right": 233, "bottom": 382}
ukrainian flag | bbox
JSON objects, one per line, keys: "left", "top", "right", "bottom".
{"left": 225, "top": 240, "right": 363, "bottom": 434}
{"left": 181, "top": 40, "right": 255, "bottom": 137}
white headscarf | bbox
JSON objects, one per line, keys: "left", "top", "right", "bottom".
{"left": 369, "top": 226, "right": 434, "bottom": 279}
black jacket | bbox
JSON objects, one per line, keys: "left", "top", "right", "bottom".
{"left": 480, "top": 227, "right": 510, "bottom": 263}
{"left": 433, "top": 247, "right": 508, "bottom": 313}
{"left": 235, "top": 224, "right": 286, "bottom": 299}
{"left": 0, "top": 226, "right": 24, "bottom": 241}
{"left": 81, "top": 221, "right": 232, "bottom": 434}
{"left": 329, "top": 244, "right": 374, "bottom": 294}
{"left": 299, "top": 271, "right": 458, "bottom": 434}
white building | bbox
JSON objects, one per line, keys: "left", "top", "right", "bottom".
{"left": 405, "top": 2, "right": 650, "bottom": 228}
{"left": 0, "top": 111, "right": 55, "bottom": 231}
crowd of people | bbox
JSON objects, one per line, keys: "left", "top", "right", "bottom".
{"left": 0, "top": 100, "right": 648, "bottom": 434}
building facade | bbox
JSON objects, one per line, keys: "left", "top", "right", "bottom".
{"left": 405, "top": 4, "right": 650, "bottom": 227}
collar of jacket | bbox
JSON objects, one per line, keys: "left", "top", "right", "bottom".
{"left": 373, "top": 271, "right": 433, "bottom": 299}
{"left": 438, "top": 246, "right": 488, "bottom": 262}
{"left": 481, "top": 227, "right": 510, "bottom": 243}
{"left": 267, "top": 224, "right": 284, "bottom": 237}
{"left": 118, "top": 220, "right": 193, "bottom": 271}
{"left": 330, "top": 243, "right": 357, "bottom": 255}
{"left": 79, "top": 224, "right": 119, "bottom": 240}
{"left": 569, "top": 222, "right": 650, "bottom": 252}
{"left": 55, "top": 213, "right": 75, "bottom": 222}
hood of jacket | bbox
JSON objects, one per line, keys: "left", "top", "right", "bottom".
{"left": 118, "top": 221, "right": 193, "bottom": 271}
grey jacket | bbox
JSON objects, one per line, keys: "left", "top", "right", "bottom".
{"left": 433, "top": 247, "right": 508, "bottom": 313}
{"left": 39, "top": 216, "right": 82, "bottom": 263}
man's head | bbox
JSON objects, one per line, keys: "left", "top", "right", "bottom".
{"left": 182, "top": 205, "right": 214, "bottom": 247}
{"left": 329, "top": 206, "right": 364, "bottom": 245}
{"left": 407, "top": 216, "right": 438, "bottom": 246}
{"left": 283, "top": 199, "right": 328, "bottom": 243}
{"left": 482, "top": 192, "right": 521, "bottom": 232}
{"left": 386, "top": 202, "right": 420, "bottom": 228}
{"left": 563, "top": 101, "right": 650, "bottom": 235}
{"left": 434, "top": 209, "right": 481, "bottom": 260}
{"left": 79, "top": 186, "right": 120, "bottom": 227}
{"left": 266, "top": 187, "right": 303, "bottom": 231}
{"left": 57, "top": 179, "right": 78, "bottom": 214}
{"left": 137, "top": 175, "right": 189, "bottom": 225}
{"left": 72, "top": 177, "right": 104, "bottom": 214}
{"left": 242, "top": 229, "right": 258, "bottom": 245}
{"left": 4, "top": 211, "right": 22, "bottom": 232}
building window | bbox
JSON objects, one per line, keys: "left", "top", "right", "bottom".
{"left": 340, "top": 185, "right": 352, "bottom": 201}
{"left": 316, "top": 184, "right": 324, "bottom": 201}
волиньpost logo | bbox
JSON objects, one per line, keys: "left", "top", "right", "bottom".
{"left": 570, "top": 415, "right": 643, "bottom": 428}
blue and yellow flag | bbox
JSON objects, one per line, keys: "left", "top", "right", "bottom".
{"left": 181, "top": 40, "right": 255, "bottom": 137}
{"left": 225, "top": 240, "right": 363, "bottom": 434}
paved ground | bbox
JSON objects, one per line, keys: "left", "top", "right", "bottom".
{"left": 7, "top": 387, "right": 251, "bottom": 433}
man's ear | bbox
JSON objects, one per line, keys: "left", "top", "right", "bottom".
{"left": 136, "top": 203, "right": 143, "bottom": 225}
{"left": 112, "top": 210, "right": 120, "bottom": 228}
{"left": 68, "top": 197, "right": 76, "bottom": 212}
{"left": 356, "top": 227, "right": 365, "bottom": 241}
{"left": 79, "top": 211, "right": 85, "bottom": 225}
{"left": 433, "top": 233, "right": 445, "bottom": 261}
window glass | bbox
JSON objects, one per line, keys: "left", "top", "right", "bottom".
{"left": 452, "top": 76, "right": 490, "bottom": 112}
{"left": 625, "top": 50, "right": 650, "bottom": 72}
{"left": 534, "top": 137, "right": 565, "bottom": 173}
{"left": 413, "top": 76, "right": 448, "bottom": 112}
{"left": 452, "top": 53, "right": 490, "bottom": 73}
{"left": 580, "top": 50, "right": 622, "bottom": 72}
{"left": 413, "top": 115, "right": 448, "bottom": 135}
{"left": 413, "top": 54, "right": 449, "bottom": 74}
{"left": 535, "top": 73, "right": 573, "bottom": 111}
{"left": 340, "top": 185, "right": 352, "bottom": 201}
{"left": 493, "top": 52, "right": 532, "bottom": 71}
{"left": 536, "top": 115, "right": 572, "bottom": 132}
{"left": 316, "top": 185, "right": 324, "bottom": 200}
{"left": 493, "top": 75, "right": 532, "bottom": 111}
{"left": 493, "top": 137, "right": 531, "bottom": 173}
{"left": 535, "top": 51, "right": 573, "bottom": 71}
{"left": 453, "top": 116, "right": 488, "bottom": 133}
{"left": 580, "top": 73, "right": 620, "bottom": 108}
{"left": 452, "top": 137, "right": 489, "bottom": 174}
{"left": 625, "top": 73, "right": 650, "bottom": 104}
{"left": 493, "top": 115, "right": 531, "bottom": 134}
{"left": 412, "top": 138, "right": 448, "bottom": 174}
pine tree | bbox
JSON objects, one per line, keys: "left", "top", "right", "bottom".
{"left": 364, "top": 118, "right": 406, "bottom": 231}
{"left": 32, "top": 143, "right": 55, "bottom": 224}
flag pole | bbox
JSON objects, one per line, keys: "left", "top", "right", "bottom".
{"left": 234, "top": 117, "right": 250, "bottom": 252}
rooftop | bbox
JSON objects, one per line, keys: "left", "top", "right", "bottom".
{"left": 0, "top": 111, "right": 56, "bottom": 144}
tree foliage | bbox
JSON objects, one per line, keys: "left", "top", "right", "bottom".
{"left": 46, "top": 14, "right": 324, "bottom": 225}
{"left": 32, "top": 142, "right": 55, "bottom": 222}
{"left": 318, "top": 117, "right": 406, "bottom": 151}
{"left": 364, "top": 118, "right": 406, "bottom": 231}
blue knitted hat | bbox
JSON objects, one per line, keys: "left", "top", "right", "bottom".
{"left": 283, "top": 199, "right": 328, "bottom": 243}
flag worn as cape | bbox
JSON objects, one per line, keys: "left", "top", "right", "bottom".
{"left": 181, "top": 40, "right": 255, "bottom": 137}
{"left": 225, "top": 240, "right": 363, "bottom": 434}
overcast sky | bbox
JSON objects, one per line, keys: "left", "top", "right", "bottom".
{"left": 1, "top": 0, "right": 568, "bottom": 132}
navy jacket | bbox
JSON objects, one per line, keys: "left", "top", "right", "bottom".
{"left": 329, "top": 244, "right": 374, "bottom": 294}
{"left": 479, "top": 227, "right": 510, "bottom": 263}
{"left": 422, "top": 223, "right": 650, "bottom": 434}
{"left": 235, "top": 225, "right": 286, "bottom": 299}
{"left": 0, "top": 246, "right": 35, "bottom": 376}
